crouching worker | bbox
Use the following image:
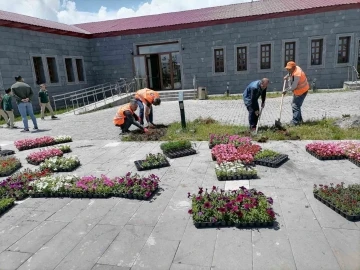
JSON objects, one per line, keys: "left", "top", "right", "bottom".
{"left": 134, "top": 88, "right": 161, "bottom": 127}
{"left": 113, "top": 100, "right": 149, "bottom": 135}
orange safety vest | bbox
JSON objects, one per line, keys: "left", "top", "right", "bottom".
{"left": 135, "top": 88, "right": 160, "bottom": 104}
{"left": 113, "top": 103, "right": 134, "bottom": 126}
{"left": 291, "top": 66, "right": 309, "bottom": 96}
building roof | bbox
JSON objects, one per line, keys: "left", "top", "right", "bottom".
{"left": 0, "top": 0, "right": 359, "bottom": 38}
{"left": 75, "top": 0, "right": 360, "bottom": 37}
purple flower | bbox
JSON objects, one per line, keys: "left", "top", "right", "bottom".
{"left": 267, "top": 197, "right": 273, "bottom": 205}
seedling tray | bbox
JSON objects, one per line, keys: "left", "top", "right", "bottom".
{"left": 134, "top": 159, "right": 170, "bottom": 171}
{"left": 255, "top": 154, "right": 289, "bottom": 168}
{"left": 306, "top": 149, "right": 346, "bottom": 161}
{"left": 194, "top": 221, "right": 274, "bottom": 229}
{"left": 0, "top": 150, "right": 15, "bottom": 156}
{"left": 209, "top": 143, "right": 215, "bottom": 149}
{"left": 112, "top": 188, "right": 159, "bottom": 200}
{"left": 0, "top": 201, "right": 15, "bottom": 216}
{"left": 217, "top": 174, "right": 258, "bottom": 181}
{"left": 0, "top": 163, "right": 22, "bottom": 177}
{"left": 47, "top": 163, "right": 80, "bottom": 172}
{"left": 349, "top": 158, "right": 360, "bottom": 167}
{"left": 164, "top": 148, "right": 197, "bottom": 159}
{"left": 313, "top": 192, "right": 360, "bottom": 221}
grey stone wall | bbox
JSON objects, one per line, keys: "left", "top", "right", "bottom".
{"left": 91, "top": 8, "right": 360, "bottom": 94}
{"left": 0, "top": 26, "right": 93, "bottom": 111}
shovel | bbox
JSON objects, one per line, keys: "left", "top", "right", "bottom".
{"left": 275, "top": 80, "right": 287, "bottom": 129}
{"left": 255, "top": 107, "right": 263, "bottom": 135}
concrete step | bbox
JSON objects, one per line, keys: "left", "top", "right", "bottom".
{"left": 343, "top": 81, "right": 360, "bottom": 90}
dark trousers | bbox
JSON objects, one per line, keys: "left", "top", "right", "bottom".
{"left": 136, "top": 99, "right": 153, "bottom": 124}
{"left": 246, "top": 103, "right": 259, "bottom": 129}
{"left": 119, "top": 117, "right": 132, "bottom": 131}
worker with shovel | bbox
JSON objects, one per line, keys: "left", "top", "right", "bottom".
{"left": 282, "top": 61, "right": 310, "bottom": 126}
{"left": 243, "top": 78, "right": 269, "bottom": 132}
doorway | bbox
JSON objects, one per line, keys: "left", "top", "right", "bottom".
{"left": 133, "top": 42, "right": 182, "bottom": 90}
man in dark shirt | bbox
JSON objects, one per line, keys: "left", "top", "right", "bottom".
{"left": 11, "top": 75, "right": 38, "bottom": 132}
{"left": 38, "top": 84, "right": 57, "bottom": 120}
{"left": 243, "top": 78, "right": 269, "bottom": 131}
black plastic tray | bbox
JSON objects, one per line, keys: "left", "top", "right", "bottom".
{"left": 0, "top": 150, "right": 15, "bottom": 156}
{"left": 164, "top": 148, "right": 197, "bottom": 159}
{"left": 0, "top": 201, "right": 15, "bottom": 216}
{"left": 134, "top": 159, "right": 170, "bottom": 171}
{"left": 47, "top": 163, "right": 80, "bottom": 172}
{"left": 194, "top": 221, "right": 274, "bottom": 228}
{"left": 255, "top": 154, "right": 289, "bottom": 168}
{"left": 306, "top": 148, "right": 346, "bottom": 161}
{"left": 313, "top": 192, "right": 360, "bottom": 221}
{"left": 217, "top": 174, "right": 258, "bottom": 181}
{"left": 0, "top": 163, "right": 22, "bottom": 177}
{"left": 349, "top": 158, "right": 360, "bottom": 167}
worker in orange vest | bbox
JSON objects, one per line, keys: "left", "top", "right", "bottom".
{"left": 134, "top": 88, "right": 161, "bottom": 127}
{"left": 283, "top": 61, "right": 310, "bottom": 126}
{"left": 113, "top": 100, "right": 148, "bottom": 135}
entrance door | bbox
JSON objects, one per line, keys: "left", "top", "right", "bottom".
{"left": 133, "top": 55, "right": 148, "bottom": 88}
{"left": 159, "top": 53, "right": 172, "bottom": 90}
{"left": 146, "top": 54, "right": 161, "bottom": 90}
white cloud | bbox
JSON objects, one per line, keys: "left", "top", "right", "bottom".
{"left": 0, "top": 0, "right": 252, "bottom": 24}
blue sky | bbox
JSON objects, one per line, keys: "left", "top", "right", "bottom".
{"left": 75, "top": 0, "right": 139, "bottom": 12}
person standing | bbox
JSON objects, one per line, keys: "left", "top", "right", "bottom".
{"left": 243, "top": 78, "right": 269, "bottom": 131}
{"left": 0, "top": 92, "right": 10, "bottom": 127}
{"left": 283, "top": 61, "right": 310, "bottom": 126}
{"left": 134, "top": 88, "right": 161, "bottom": 127}
{"left": 38, "top": 84, "right": 57, "bottom": 120}
{"left": 1, "top": 88, "right": 16, "bottom": 128}
{"left": 11, "top": 76, "right": 38, "bottom": 132}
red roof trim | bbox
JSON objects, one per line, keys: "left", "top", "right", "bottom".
{"left": 90, "top": 3, "right": 360, "bottom": 38}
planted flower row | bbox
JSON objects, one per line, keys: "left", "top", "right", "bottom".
{"left": 209, "top": 134, "right": 251, "bottom": 148}
{"left": 29, "top": 172, "right": 160, "bottom": 200}
{"left": 0, "top": 157, "right": 22, "bottom": 177}
{"left": 188, "top": 186, "right": 276, "bottom": 228}
{"left": 215, "top": 161, "right": 257, "bottom": 180}
{"left": 39, "top": 156, "right": 80, "bottom": 172}
{"left": 14, "top": 135, "right": 72, "bottom": 151}
{"left": 26, "top": 145, "right": 72, "bottom": 165}
{"left": 160, "top": 140, "right": 197, "bottom": 158}
{"left": 134, "top": 153, "right": 170, "bottom": 171}
{"left": 211, "top": 144, "right": 259, "bottom": 164}
{"left": 0, "top": 198, "right": 15, "bottom": 216}
{"left": 313, "top": 182, "right": 360, "bottom": 221}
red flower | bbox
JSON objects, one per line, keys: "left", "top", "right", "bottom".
{"left": 188, "top": 209, "right": 193, "bottom": 214}
{"left": 204, "top": 202, "right": 212, "bottom": 209}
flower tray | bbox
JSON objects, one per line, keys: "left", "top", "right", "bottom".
{"left": 348, "top": 158, "right": 360, "bottom": 167}
{"left": 17, "top": 142, "right": 57, "bottom": 151}
{"left": 26, "top": 159, "right": 46, "bottom": 166}
{"left": 134, "top": 160, "right": 170, "bottom": 171}
{"left": 0, "top": 163, "right": 22, "bottom": 177}
{"left": 112, "top": 188, "right": 158, "bottom": 200}
{"left": 164, "top": 148, "right": 197, "bottom": 159}
{"left": 31, "top": 192, "right": 111, "bottom": 199}
{"left": 217, "top": 174, "right": 258, "bottom": 181}
{"left": 313, "top": 192, "right": 360, "bottom": 221}
{"left": 209, "top": 144, "right": 215, "bottom": 149}
{"left": 0, "top": 150, "right": 15, "bottom": 156}
{"left": 0, "top": 200, "right": 15, "bottom": 216}
{"left": 48, "top": 163, "right": 80, "bottom": 172}
{"left": 306, "top": 149, "right": 346, "bottom": 161}
{"left": 194, "top": 221, "right": 274, "bottom": 229}
{"left": 255, "top": 154, "right": 289, "bottom": 168}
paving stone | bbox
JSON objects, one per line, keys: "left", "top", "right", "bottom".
{"left": 224, "top": 180, "right": 250, "bottom": 190}
{"left": 15, "top": 198, "right": 48, "bottom": 209}
{"left": 9, "top": 221, "right": 67, "bottom": 253}
{"left": 323, "top": 228, "right": 360, "bottom": 270}
{"left": 54, "top": 224, "right": 122, "bottom": 270}
{"left": 132, "top": 239, "right": 179, "bottom": 270}
{"left": 35, "top": 198, "right": 73, "bottom": 213}
{"left": 289, "top": 229, "right": 341, "bottom": 270}
{"left": 212, "top": 228, "right": 252, "bottom": 270}
{"left": 98, "top": 225, "right": 153, "bottom": 267}
{"left": 170, "top": 264, "right": 210, "bottom": 270}
{"left": 0, "top": 207, "right": 34, "bottom": 230}
{"left": 0, "top": 251, "right": 32, "bottom": 270}
{"left": 74, "top": 198, "right": 118, "bottom": 223}
{"left": 99, "top": 199, "right": 143, "bottom": 226}
{"left": 47, "top": 199, "right": 91, "bottom": 223}
{"left": 17, "top": 220, "right": 96, "bottom": 270}
{"left": 24, "top": 210, "right": 54, "bottom": 222}
{"left": 150, "top": 218, "right": 188, "bottom": 241}
{"left": 91, "top": 265, "right": 130, "bottom": 270}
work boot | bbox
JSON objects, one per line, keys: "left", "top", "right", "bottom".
{"left": 119, "top": 129, "right": 130, "bottom": 135}
{"left": 51, "top": 116, "right": 58, "bottom": 119}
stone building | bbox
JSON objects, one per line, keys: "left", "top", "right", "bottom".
{"left": 0, "top": 0, "right": 359, "bottom": 108}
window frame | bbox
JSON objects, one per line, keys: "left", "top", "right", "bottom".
{"left": 234, "top": 43, "right": 249, "bottom": 74}
{"left": 212, "top": 46, "right": 226, "bottom": 75}
{"left": 29, "top": 54, "right": 61, "bottom": 87}
{"left": 63, "top": 56, "right": 87, "bottom": 85}
{"left": 307, "top": 36, "right": 326, "bottom": 69}
{"left": 258, "top": 41, "right": 274, "bottom": 72}
{"left": 335, "top": 33, "right": 354, "bottom": 67}
{"left": 355, "top": 37, "right": 360, "bottom": 76}
{"left": 281, "top": 39, "right": 299, "bottom": 69}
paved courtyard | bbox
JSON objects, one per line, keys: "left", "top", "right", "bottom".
{"left": 0, "top": 91, "right": 359, "bottom": 270}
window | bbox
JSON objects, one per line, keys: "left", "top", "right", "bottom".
{"left": 64, "top": 57, "right": 86, "bottom": 84}
{"left": 284, "top": 42, "right": 296, "bottom": 66}
{"left": 311, "top": 39, "right": 323, "bottom": 65}
{"left": 260, "top": 44, "right": 271, "bottom": 69}
{"left": 337, "top": 36, "right": 351, "bottom": 64}
{"left": 65, "top": 58, "right": 75, "bottom": 83}
{"left": 236, "top": 46, "right": 247, "bottom": 72}
{"left": 46, "top": 57, "right": 59, "bottom": 83}
{"left": 214, "top": 48, "right": 224, "bottom": 73}
{"left": 75, "top": 59, "right": 85, "bottom": 82}
{"left": 32, "top": 56, "right": 46, "bottom": 85}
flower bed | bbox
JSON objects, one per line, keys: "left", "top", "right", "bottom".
{"left": 134, "top": 153, "right": 170, "bottom": 171}
{"left": 209, "top": 134, "right": 251, "bottom": 149}
{"left": 26, "top": 148, "right": 64, "bottom": 165}
{"left": 14, "top": 135, "right": 72, "bottom": 151}
{"left": 215, "top": 161, "right": 257, "bottom": 180}
{"left": 305, "top": 142, "right": 346, "bottom": 160}
{"left": 39, "top": 156, "right": 80, "bottom": 172}
{"left": 188, "top": 186, "right": 276, "bottom": 228}
{"left": 0, "top": 150, "right": 15, "bottom": 157}
{"left": 160, "top": 140, "right": 197, "bottom": 158}
{"left": 56, "top": 144, "right": 72, "bottom": 153}
{"left": 338, "top": 141, "right": 360, "bottom": 167}
{"left": 313, "top": 183, "right": 360, "bottom": 221}
{"left": 0, "top": 198, "right": 15, "bottom": 216}
{"left": 0, "top": 168, "right": 52, "bottom": 200}
{"left": 254, "top": 149, "right": 289, "bottom": 168}
{"left": 29, "top": 172, "right": 160, "bottom": 200}
{"left": 211, "top": 144, "right": 256, "bottom": 165}
{"left": 0, "top": 157, "right": 22, "bottom": 177}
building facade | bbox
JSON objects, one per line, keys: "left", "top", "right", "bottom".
{"left": 0, "top": 0, "right": 359, "bottom": 110}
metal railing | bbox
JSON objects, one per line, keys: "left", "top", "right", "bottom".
{"left": 52, "top": 77, "right": 146, "bottom": 114}
{"left": 347, "top": 66, "right": 360, "bottom": 82}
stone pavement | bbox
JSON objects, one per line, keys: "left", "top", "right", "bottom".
{"left": 0, "top": 139, "right": 359, "bottom": 270}
{"left": 0, "top": 90, "right": 359, "bottom": 141}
